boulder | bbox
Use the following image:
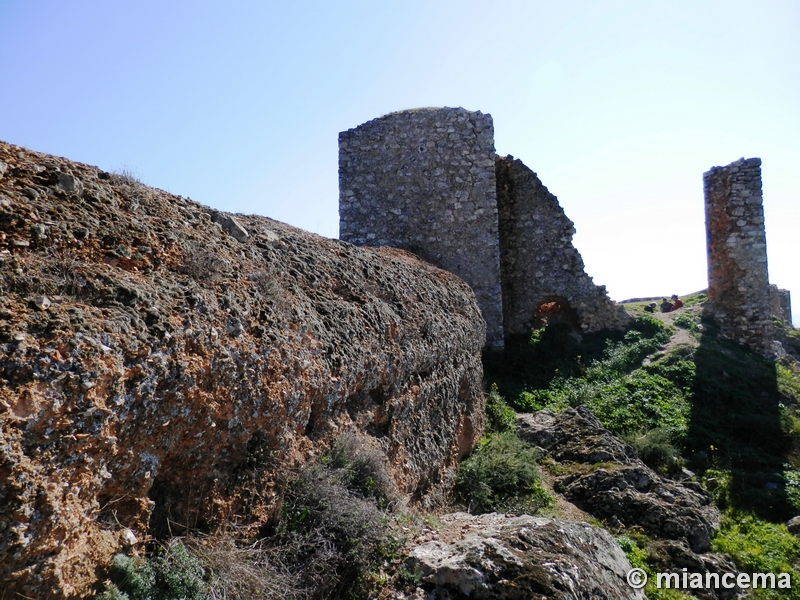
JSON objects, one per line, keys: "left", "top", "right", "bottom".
{"left": 647, "top": 540, "right": 742, "bottom": 599}
{"left": 399, "top": 512, "right": 646, "bottom": 599}
{"left": 517, "top": 408, "right": 720, "bottom": 552}
{"left": 0, "top": 140, "right": 486, "bottom": 598}
{"left": 787, "top": 515, "right": 800, "bottom": 537}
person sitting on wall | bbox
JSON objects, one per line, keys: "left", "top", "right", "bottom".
{"left": 670, "top": 294, "right": 684, "bottom": 311}
{"left": 660, "top": 298, "right": 674, "bottom": 313}
{"left": 643, "top": 302, "right": 657, "bottom": 313}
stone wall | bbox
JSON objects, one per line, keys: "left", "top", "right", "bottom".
{"left": 339, "top": 107, "right": 630, "bottom": 346}
{"left": 703, "top": 157, "right": 774, "bottom": 352}
{"left": 495, "top": 156, "right": 630, "bottom": 334}
{"left": 770, "top": 285, "right": 792, "bottom": 324}
{"left": 339, "top": 108, "right": 505, "bottom": 348}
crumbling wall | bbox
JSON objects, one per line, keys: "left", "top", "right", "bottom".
{"left": 339, "top": 108, "right": 630, "bottom": 345}
{"left": 770, "top": 285, "right": 792, "bottom": 324}
{"left": 495, "top": 156, "right": 630, "bottom": 334}
{"left": 704, "top": 157, "right": 774, "bottom": 352}
{"left": 339, "top": 108, "right": 504, "bottom": 348}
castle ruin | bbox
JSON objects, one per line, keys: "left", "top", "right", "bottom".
{"left": 704, "top": 157, "right": 791, "bottom": 353}
{"left": 338, "top": 107, "right": 629, "bottom": 348}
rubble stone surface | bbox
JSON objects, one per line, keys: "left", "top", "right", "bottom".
{"left": 339, "top": 108, "right": 629, "bottom": 349}
{"left": 703, "top": 158, "right": 774, "bottom": 353}
{"left": 0, "top": 140, "right": 486, "bottom": 598}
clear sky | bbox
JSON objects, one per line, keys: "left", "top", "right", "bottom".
{"left": 1, "top": 1, "right": 798, "bottom": 323}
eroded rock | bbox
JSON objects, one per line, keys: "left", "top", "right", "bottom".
{"left": 517, "top": 408, "right": 720, "bottom": 552}
{"left": 0, "top": 140, "right": 486, "bottom": 598}
{"left": 399, "top": 512, "right": 646, "bottom": 600}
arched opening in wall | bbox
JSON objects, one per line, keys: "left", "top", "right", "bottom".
{"left": 531, "top": 296, "right": 580, "bottom": 331}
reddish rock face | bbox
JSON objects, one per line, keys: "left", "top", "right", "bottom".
{"left": 0, "top": 141, "right": 485, "bottom": 598}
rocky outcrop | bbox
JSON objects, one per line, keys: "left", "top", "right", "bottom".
{"left": 517, "top": 408, "right": 720, "bottom": 552}
{"left": 396, "top": 512, "right": 646, "bottom": 600}
{"left": 0, "top": 140, "right": 486, "bottom": 598}
{"left": 647, "top": 540, "right": 742, "bottom": 599}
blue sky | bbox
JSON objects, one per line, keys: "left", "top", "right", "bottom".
{"left": 1, "top": 1, "right": 798, "bottom": 323}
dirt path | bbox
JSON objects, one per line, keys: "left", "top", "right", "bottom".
{"left": 636, "top": 304, "right": 701, "bottom": 354}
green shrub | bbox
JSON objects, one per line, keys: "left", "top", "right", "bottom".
{"left": 673, "top": 313, "right": 700, "bottom": 333}
{"left": 485, "top": 384, "right": 516, "bottom": 432}
{"left": 455, "top": 432, "right": 551, "bottom": 514}
{"left": 777, "top": 364, "right": 800, "bottom": 403}
{"left": 630, "top": 314, "right": 674, "bottom": 343}
{"left": 712, "top": 514, "right": 800, "bottom": 599}
{"left": 325, "top": 433, "right": 398, "bottom": 508}
{"left": 97, "top": 541, "right": 207, "bottom": 600}
{"left": 625, "top": 428, "right": 683, "bottom": 474}
{"left": 783, "top": 468, "right": 800, "bottom": 514}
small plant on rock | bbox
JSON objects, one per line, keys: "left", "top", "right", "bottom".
{"left": 455, "top": 431, "right": 551, "bottom": 514}
{"left": 485, "top": 383, "right": 516, "bottom": 433}
{"left": 97, "top": 541, "right": 207, "bottom": 600}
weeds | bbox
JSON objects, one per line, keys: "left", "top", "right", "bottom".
{"left": 179, "top": 243, "right": 228, "bottom": 280}
{"left": 1, "top": 249, "right": 87, "bottom": 297}
{"left": 454, "top": 431, "right": 551, "bottom": 514}
{"left": 110, "top": 167, "right": 143, "bottom": 186}
{"left": 275, "top": 462, "right": 399, "bottom": 599}
{"left": 712, "top": 514, "right": 800, "bottom": 599}
{"left": 485, "top": 383, "right": 516, "bottom": 433}
{"left": 248, "top": 270, "right": 281, "bottom": 299}
{"left": 324, "top": 433, "right": 398, "bottom": 509}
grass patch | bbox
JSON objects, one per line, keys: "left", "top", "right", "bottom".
{"left": 518, "top": 318, "right": 688, "bottom": 439}
{"left": 712, "top": 514, "right": 800, "bottom": 599}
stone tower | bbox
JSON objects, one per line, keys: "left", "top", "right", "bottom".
{"left": 339, "top": 108, "right": 505, "bottom": 348}
{"left": 703, "top": 157, "right": 774, "bottom": 352}
{"left": 339, "top": 107, "right": 630, "bottom": 349}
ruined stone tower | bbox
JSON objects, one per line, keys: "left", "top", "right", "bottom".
{"left": 703, "top": 157, "right": 774, "bottom": 352}
{"left": 339, "top": 108, "right": 505, "bottom": 347}
{"left": 339, "top": 107, "right": 629, "bottom": 347}
{"left": 495, "top": 156, "right": 630, "bottom": 336}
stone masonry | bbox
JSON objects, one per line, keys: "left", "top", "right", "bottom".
{"left": 339, "top": 107, "right": 629, "bottom": 347}
{"left": 339, "top": 108, "right": 505, "bottom": 347}
{"left": 495, "top": 156, "right": 630, "bottom": 335}
{"left": 770, "top": 285, "right": 792, "bottom": 325}
{"left": 703, "top": 158, "right": 774, "bottom": 353}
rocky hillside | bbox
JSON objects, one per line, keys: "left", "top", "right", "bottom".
{"left": 0, "top": 141, "right": 486, "bottom": 598}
